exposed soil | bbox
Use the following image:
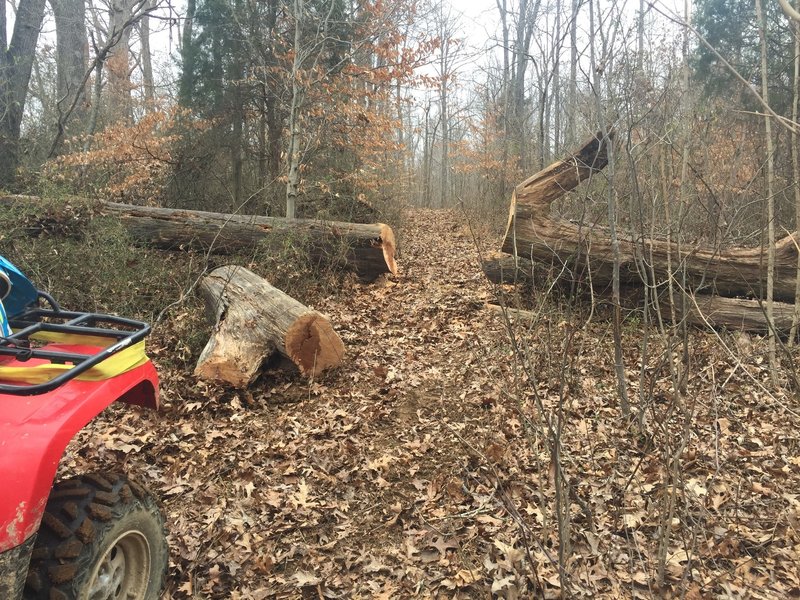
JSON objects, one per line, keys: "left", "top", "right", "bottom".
{"left": 60, "top": 208, "right": 800, "bottom": 599}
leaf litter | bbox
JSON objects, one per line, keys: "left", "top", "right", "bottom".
{"left": 57, "top": 208, "right": 800, "bottom": 598}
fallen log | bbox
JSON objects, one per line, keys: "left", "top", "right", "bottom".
{"left": 0, "top": 195, "right": 397, "bottom": 282}
{"left": 503, "top": 133, "right": 800, "bottom": 301}
{"left": 482, "top": 255, "right": 536, "bottom": 285}
{"left": 195, "top": 265, "right": 344, "bottom": 385}
{"left": 598, "top": 285, "right": 795, "bottom": 334}
{"left": 485, "top": 303, "right": 539, "bottom": 321}
{"left": 657, "top": 294, "right": 796, "bottom": 335}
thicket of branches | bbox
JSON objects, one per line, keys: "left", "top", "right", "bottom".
{"left": 4, "top": 0, "right": 796, "bottom": 242}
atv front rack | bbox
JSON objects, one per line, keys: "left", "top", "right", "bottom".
{"left": 0, "top": 295, "right": 151, "bottom": 396}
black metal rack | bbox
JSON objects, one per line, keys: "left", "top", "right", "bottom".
{"left": 0, "top": 293, "right": 151, "bottom": 396}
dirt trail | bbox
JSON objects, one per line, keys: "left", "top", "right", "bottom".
{"left": 64, "top": 208, "right": 522, "bottom": 599}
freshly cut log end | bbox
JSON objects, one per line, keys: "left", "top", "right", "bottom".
{"left": 194, "top": 265, "right": 345, "bottom": 387}
{"left": 285, "top": 313, "right": 346, "bottom": 376}
{"left": 379, "top": 223, "right": 398, "bottom": 277}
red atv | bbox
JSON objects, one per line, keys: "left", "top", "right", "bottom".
{"left": 0, "top": 257, "right": 168, "bottom": 599}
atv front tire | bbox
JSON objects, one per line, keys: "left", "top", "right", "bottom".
{"left": 24, "top": 473, "right": 168, "bottom": 600}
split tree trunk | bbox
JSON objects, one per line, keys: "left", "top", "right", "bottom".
{"left": 502, "top": 133, "right": 800, "bottom": 302}
{"left": 492, "top": 133, "right": 800, "bottom": 333}
{"left": 0, "top": 195, "right": 398, "bottom": 281}
{"left": 195, "top": 265, "right": 344, "bottom": 386}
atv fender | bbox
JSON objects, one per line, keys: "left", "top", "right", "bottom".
{"left": 0, "top": 357, "right": 159, "bottom": 553}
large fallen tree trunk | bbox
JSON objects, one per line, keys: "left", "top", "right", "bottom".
{"left": 483, "top": 256, "right": 794, "bottom": 332}
{"left": 502, "top": 133, "right": 800, "bottom": 301}
{"left": 0, "top": 195, "right": 397, "bottom": 281}
{"left": 195, "top": 265, "right": 344, "bottom": 385}
{"left": 487, "top": 290, "right": 794, "bottom": 334}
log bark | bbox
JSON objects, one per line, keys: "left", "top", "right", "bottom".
{"left": 663, "top": 294, "right": 795, "bottom": 334}
{"left": 616, "top": 287, "right": 794, "bottom": 335}
{"left": 485, "top": 303, "right": 538, "bottom": 321}
{"left": 0, "top": 195, "right": 398, "bottom": 281}
{"left": 482, "top": 254, "right": 536, "bottom": 285}
{"left": 195, "top": 265, "right": 344, "bottom": 385}
{"left": 503, "top": 133, "right": 800, "bottom": 301}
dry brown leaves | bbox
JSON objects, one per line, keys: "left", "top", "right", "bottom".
{"left": 58, "top": 209, "right": 800, "bottom": 598}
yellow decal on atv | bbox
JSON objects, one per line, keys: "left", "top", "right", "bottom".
{"left": 0, "top": 338, "right": 149, "bottom": 383}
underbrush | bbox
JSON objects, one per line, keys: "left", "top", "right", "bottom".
{"left": 0, "top": 194, "right": 362, "bottom": 371}
{"left": 483, "top": 271, "right": 800, "bottom": 597}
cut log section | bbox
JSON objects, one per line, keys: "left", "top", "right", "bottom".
{"left": 502, "top": 133, "right": 800, "bottom": 301}
{"left": 0, "top": 195, "right": 397, "bottom": 282}
{"left": 195, "top": 265, "right": 344, "bottom": 385}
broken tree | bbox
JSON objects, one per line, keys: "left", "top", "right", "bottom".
{"left": 195, "top": 265, "right": 344, "bottom": 386}
{"left": 501, "top": 133, "right": 800, "bottom": 301}
{"left": 0, "top": 195, "right": 398, "bottom": 281}
{"left": 495, "top": 132, "right": 800, "bottom": 332}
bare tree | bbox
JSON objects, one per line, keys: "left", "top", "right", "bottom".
{"left": 567, "top": 0, "right": 579, "bottom": 146}
{"left": 0, "top": 0, "right": 47, "bottom": 184}
{"left": 432, "top": 2, "right": 460, "bottom": 208}
{"left": 756, "top": 0, "right": 777, "bottom": 383}
{"left": 139, "top": 0, "right": 155, "bottom": 110}
{"left": 781, "top": 0, "right": 800, "bottom": 344}
{"left": 285, "top": 0, "right": 306, "bottom": 219}
{"left": 52, "top": 0, "right": 88, "bottom": 137}
{"left": 107, "top": 0, "right": 137, "bottom": 121}
{"left": 589, "top": 0, "right": 628, "bottom": 417}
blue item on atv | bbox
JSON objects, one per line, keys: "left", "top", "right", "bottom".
{"left": 0, "top": 257, "right": 40, "bottom": 319}
{"left": 0, "top": 300, "right": 9, "bottom": 336}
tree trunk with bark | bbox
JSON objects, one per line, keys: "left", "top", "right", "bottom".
{"left": 107, "top": 0, "right": 134, "bottom": 121}
{"left": 0, "top": 0, "right": 47, "bottom": 185}
{"left": 53, "top": 0, "right": 88, "bottom": 137}
{"left": 482, "top": 254, "right": 536, "bottom": 285}
{"left": 486, "top": 275, "right": 796, "bottom": 334}
{"left": 0, "top": 195, "right": 398, "bottom": 281}
{"left": 660, "top": 294, "right": 796, "bottom": 335}
{"left": 140, "top": 0, "right": 155, "bottom": 110}
{"left": 502, "top": 133, "right": 800, "bottom": 302}
{"left": 285, "top": 0, "right": 304, "bottom": 219}
{"left": 195, "top": 265, "right": 344, "bottom": 386}
{"left": 490, "top": 133, "right": 800, "bottom": 334}
{"left": 178, "top": 0, "right": 196, "bottom": 104}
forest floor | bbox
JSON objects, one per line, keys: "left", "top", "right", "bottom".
{"left": 61, "top": 208, "right": 800, "bottom": 599}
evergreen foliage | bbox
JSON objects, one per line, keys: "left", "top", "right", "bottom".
{"left": 693, "top": 0, "right": 794, "bottom": 111}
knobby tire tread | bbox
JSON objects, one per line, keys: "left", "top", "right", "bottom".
{"left": 22, "top": 472, "right": 167, "bottom": 600}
